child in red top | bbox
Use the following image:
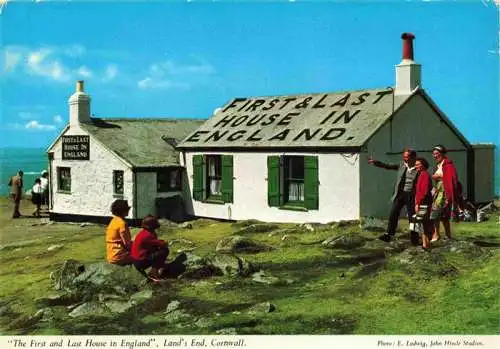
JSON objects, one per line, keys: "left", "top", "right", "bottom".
{"left": 131, "top": 215, "right": 169, "bottom": 281}
{"left": 414, "top": 157, "right": 434, "bottom": 249}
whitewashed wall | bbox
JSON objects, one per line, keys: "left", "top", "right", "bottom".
{"left": 50, "top": 124, "right": 134, "bottom": 218}
{"left": 181, "top": 151, "right": 360, "bottom": 224}
{"left": 135, "top": 171, "right": 183, "bottom": 218}
{"left": 361, "top": 93, "right": 468, "bottom": 218}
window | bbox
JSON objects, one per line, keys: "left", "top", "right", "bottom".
{"left": 113, "top": 170, "right": 124, "bottom": 195}
{"left": 267, "top": 155, "right": 318, "bottom": 210}
{"left": 192, "top": 155, "right": 233, "bottom": 203}
{"left": 206, "top": 155, "right": 222, "bottom": 197}
{"left": 157, "top": 168, "right": 182, "bottom": 192}
{"left": 57, "top": 167, "right": 71, "bottom": 192}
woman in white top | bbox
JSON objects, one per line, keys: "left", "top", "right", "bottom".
{"left": 31, "top": 178, "right": 44, "bottom": 217}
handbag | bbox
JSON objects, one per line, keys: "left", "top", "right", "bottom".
{"left": 414, "top": 205, "right": 428, "bottom": 221}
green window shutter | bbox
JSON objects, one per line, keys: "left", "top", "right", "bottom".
{"left": 304, "top": 156, "right": 319, "bottom": 210}
{"left": 221, "top": 155, "right": 234, "bottom": 203}
{"left": 267, "top": 156, "right": 280, "bottom": 207}
{"left": 192, "top": 155, "right": 204, "bottom": 201}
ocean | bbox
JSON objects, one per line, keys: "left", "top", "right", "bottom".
{"left": 0, "top": 148, "right": 49, "bottom": 196}
{"left": 1, "top": 147, "right": 499, "bottom": 197}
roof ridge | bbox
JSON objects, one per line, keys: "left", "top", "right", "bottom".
{"left": 240, "top": 86, "right": 393, "bottom": 100}
{"left": 94, "top": 117, "right": 207, "bottom": 122}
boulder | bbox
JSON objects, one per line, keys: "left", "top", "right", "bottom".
{"left": 360, "top": 217, "right": 386, "bottom": 232}
{"left": 216, "top": 235, "right": 272, "bottom": 254}
{"left": 322, "top": 234, "right": 366, "bottom": 249}
{"left": 251, "top": 270, "right": 280, "bottom": 285}
{"left": 47, "top": 244, "right": 64, "bottom": 252}
{"left": 164, "top": 252, "right": 254, "bottom": 279}
{"left": 50, "top": 259, "right": 86, "bottom": 292}
{"left": 231, "top": 219, "right": 263, "bottom": 229}
{"left": 68, "top": 301, "right": 111, "bottom": 318}
{"left": 433, "top": 240, "right": 492, "bottom": 259}
{"left": 72, "top": 262, "right": 146, "bottom": 298}
{"left": 235, "top": 223, "right": 280, "bottom": 235}
{"left": 216, "top": 327, "right": 238, "bottom": 335}
{"left": 248, "top": 302, "right": 276, "bottom": 314}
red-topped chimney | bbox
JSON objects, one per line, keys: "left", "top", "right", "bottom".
{"left": 401, "top": 33, "right": 415, "bottom": 60}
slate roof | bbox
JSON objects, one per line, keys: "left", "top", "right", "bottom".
{"left": 178, "top": 88, "right": 412, "bottom": 149}
{"left": 80, "top": 118, "right": 205, "bottom": 167}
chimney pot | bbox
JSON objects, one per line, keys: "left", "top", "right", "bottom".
{"left": 401, "top": 32, "right": 415, "bottom": 60}
{"left": 76, "top": 80, "right": 84, "bottom": 92}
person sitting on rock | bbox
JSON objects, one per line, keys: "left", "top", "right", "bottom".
{"left": 106, "top": 199, "right": 133, "bottom": 265}
{"left": 131, "top": 215, "right": 169, "bottom": 282}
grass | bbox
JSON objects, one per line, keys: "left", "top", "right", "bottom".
{"left": 0, "top": 197, "right": 499, "bottom": 334}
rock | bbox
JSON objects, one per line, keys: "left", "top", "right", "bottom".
{"left": 164, "top": 309, "right": 194, "bottom": 324}
{"left": 0, "top": 302, "right": 13, "bottom": 317}
{"left": 79, "top": 223, "right": 93, "bottom": 227}
{"left": 164, "top": 252, "right": 254, "bottom": 279}
{"left": 47, "top": 244, "right": 64, "bottom": 252}
{"left": 251, "top": 270, "right": 280, "bottom": 285}
{"left": 216, "top": 235, "right": 272, "bottom": 254}
{"left": 206, "top": 254, "right": 254, "bottom": 277}
{"left": 231, "top": 219, "right": 263, "bottom": 229}
{"left": 194, "top": 317, "right": 213, "bottom": 328}
{"left": 235, "top": 223, "right": 280, "bottom": 235}
{"left": 7, "top": 310, "right": 45, "bottom": 330}
{"left": 68, "top": 301, "right": 111, "bottom": 318}
{"left": 0, "top": 239, "right": 40, "bottom": 252}
{"left": 103, "top": 300, "right": 134, "bottom": 314}
{"left": 281, "top": 234, "right": 299, "bottom": 242}
{"left": 179, "top": 222, "right": 193, "bottom": 229}
{"left": 165, "top": 300, "right": 181, "bottom": 313}
{"left": 433, "top": 240, "right": 492, "bottom": 259}
{"left": 216, "top": 327, "right": 238, "bottom": 335}
{"left": 50, "top": 259, "right": 86, "bottom": 292}
{"left": 300, "top": 223, "right": 315, "bottom": 232}
{"left": 248, "top": 302, "right": 276, "bottom": 314}
{"left": 391, "top": 248, "right": 459, "bottom": 279}
{"left": 361, "top": 217, "right": 386, "bottom": 232}
{"left": 72, "top": 262, "right": 145, "bottom": 298}
{"left": 35, "top": 294, "right": 79, "bottom": 308}
{"left": 322, "top": 234, "right": 366, "bottom": 249}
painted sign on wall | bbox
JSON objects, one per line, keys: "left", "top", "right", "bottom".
{"left": 62, "top": 135, "right": 90, "bottom": 160}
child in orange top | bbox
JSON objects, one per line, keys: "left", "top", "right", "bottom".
{"left": 131, "top": 215, "right": 169, "bottom": 281}
{"left": 105, "top": 199, "right": 133, "bottom": 265}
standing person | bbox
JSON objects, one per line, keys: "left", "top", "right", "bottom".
{"left": 430, "top": 145, "right": 460, "bottom": 242}
{"left": 368, "top": 149, "right": 418, "bottom": 243}
{"left": 414, "top": 158, "right": 434, "bottom": 249}
{"left": 40, "top": 170, "right": 49, "bottom": 210}
{"left": 131, "top": 215, "right": 169, "bottom": 282}
{"left": 106, "top": 199, "right": 133, "bottom": 265}
{"left": 31, "top": 178, "right": 43, "bottom": 218}
{"left": 8, "top": 170, "right": 24, "bottom": 218}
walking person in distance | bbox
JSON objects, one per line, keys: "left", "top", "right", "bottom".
{"left": 8, "top": 170, "right": 24, "bottom": 218}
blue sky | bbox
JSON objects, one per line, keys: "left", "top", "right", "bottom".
{"left": 1, "top": 0, "right": 498, "bottom": 150}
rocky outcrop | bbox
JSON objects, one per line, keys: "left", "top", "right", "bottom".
{"left": 216, "top": 235, "right": 273, "bottom": 254}
{"left": 322, "top": 234, "right": 366, "bottom": 249}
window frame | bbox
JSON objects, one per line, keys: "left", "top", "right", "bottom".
{"left": 205, "top": 155, "right": 223, "bottom": 200}
{"left": 283, "top": 156, "right": 305, "bottom": 206}
{"left": 156, "top": 167, "right": 182, "bottom": 193}
{"left": 57, "top": 167, "right": 71, "bottom": 193}
{"left": 113, "top": 170, "right": 124, "bottom": 196}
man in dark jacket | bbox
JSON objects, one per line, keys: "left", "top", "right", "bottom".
{"left": 9, "top": 170, "right": 24, "bottom": 218}
{"left": 368, "top": 149, "right": 418, "bottom": 243}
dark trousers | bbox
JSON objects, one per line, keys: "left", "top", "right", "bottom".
{"left": 133, "top": 248, "right": 169, "bottom": 271}
{"left": 387, "top": 191, "right": 415, "bottom": 236}
{"left": 11, "top": 194, "right": 21, "bottom": 218}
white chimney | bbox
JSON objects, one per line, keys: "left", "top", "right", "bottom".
{"left": 68, "top": 80, "right": 91, "bottom": 126}
{"left": 395, "top": 33, "right": 422, "bottom": 96}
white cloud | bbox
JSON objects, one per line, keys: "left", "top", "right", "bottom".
{"left": 53, "top": 114, "right": 63, "bottom": 123}
{"left": 18, "top": 111, "right": 38, "bottom": 120}
{"left": 4, "top": 49, "right": 21, "bottom": 73}
{"left": 102, "top": 64, "right": 118, "bottom": 82}
{"left": 25, "top": 120, "right": 56, "bottom": 131}
{"left": 137, "top": 58, "right": 215, "bottom": 90}
{"left": 26, "top": 48, "right": 71, "bottom": 82}
{"left": 76, "top": 65, "right": 93, "bottom": 78}
{"left": 137, "top": 77, "right": 190, "bottom": 90}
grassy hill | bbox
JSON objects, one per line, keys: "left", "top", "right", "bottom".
{"left": 0, "top": 198, "right": 498, "bottom": 335}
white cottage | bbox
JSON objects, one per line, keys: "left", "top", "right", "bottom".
{"left": 47, "top": 81, "right": 203, "bottom": 224}
{"left": 177, "top": 33, "right": 496, "bottom": 224}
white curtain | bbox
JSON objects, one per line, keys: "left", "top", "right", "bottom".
{"left": 288, "top": 182, "right": 304, "bottom": 201}
{"left": 209, "top": 159, "right": 222, "bottom": 195}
